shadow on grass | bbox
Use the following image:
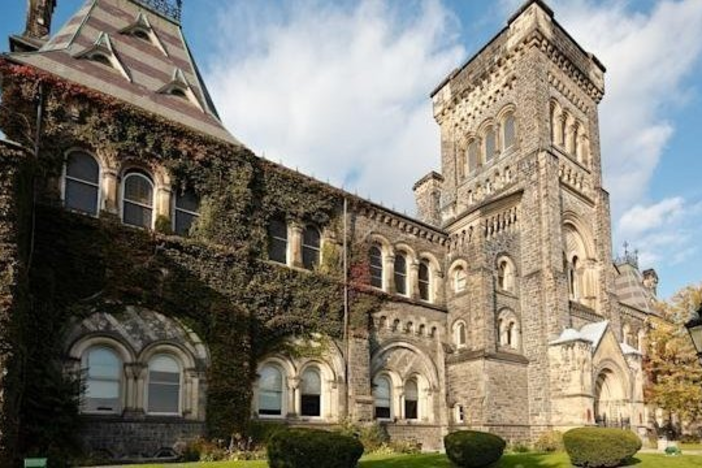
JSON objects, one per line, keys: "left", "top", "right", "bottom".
{"left": 359, "top": 452, "right": 568, "bottom": 468}
{"left": 621, "top": 457, "right": 643, "bottom": 466}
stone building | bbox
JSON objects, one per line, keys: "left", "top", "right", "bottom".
{"left": 0, "top": 0, "right": 660, "bottom": 461}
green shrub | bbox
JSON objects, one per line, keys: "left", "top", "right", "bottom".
{"left": 267, "top": 428, "right": 364, "bottom": 468}
{"left": 563, "top": 427, "right": 642, "bottom": 468}
{"left": 444, "top": 430, "right": 506, "bottom": 468}
{"left": 509, "top": 442, "right": 531, "bottom": 453}
{"left": 534, "top": 430, "right": 564, "bottom": 452}
{"left": 179, "top": 438, "right": 226, "bottom": 462}
{"left": 679, "top": 433, "right": 700, "bottom": 444}
{"left": 336, "top": 420, "right": 389, "bottom": 453}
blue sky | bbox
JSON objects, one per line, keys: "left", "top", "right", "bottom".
{"left": 1, "top": 0, "right": 701, "bottom": 299}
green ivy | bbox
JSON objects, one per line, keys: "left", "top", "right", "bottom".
{"left": 0, "top": 61, "right": 386, "bottom": 465}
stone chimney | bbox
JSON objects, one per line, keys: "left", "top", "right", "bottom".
{"left": 24, "top": 0, "right": 57, "bottom": 40}
{"left": 413, "top": 171, "right": 444, "bottom": 227}
{"left": 642, "top": 269, "right": 659, "bottom": 297}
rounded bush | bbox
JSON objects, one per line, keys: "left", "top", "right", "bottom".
{"left": 267, "top": 428, "right": 364, "bottom": 468}
{"left": 444, "top": 430, "right": 506, "bottom": 468}
{"left": 563, "top": 427, "right": 642, "bottom": 468}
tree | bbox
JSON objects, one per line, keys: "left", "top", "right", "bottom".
{"left": 644, "top": 283, "right": 702, "bottom": 435}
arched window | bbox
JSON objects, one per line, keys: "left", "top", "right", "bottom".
{"left": 268, "top": 218, "right": 288, "bottom": 264}
{"left": 498, "top": 310, "right": 520, "bottom": 350}
{"left": 457, "top": 150, "right": 466, "bottom": 180}
{"left": 259, "top": 365, "right": 284, "bottom": 417}
{"left": 373, "top": 376, "right": 392, "bottom": 419}
{"left": 484, "top": 126, "right": 497, "bottom": 162}
{"left": 467, "top": 139, "right": 479, "bottom": 173}
{"left": 147, "top": 355, "right": 181, "bottom": 415}
{"left": 453, "top": 266, "right": 467, "bottom": 293}
{"left": 454, "top": 322, "right": 467, "bottom": 348}
{"left": 369, "top": 244, "right": 383, "bottom": 289}
{"left": 394, "top": 253, "right": 408, "bottom": 296}
{"left": 122, "top": 170, "right": 154, "bottom": 228}
{"left": 302, "top": 226, "right": 321, "bottom": 270}
{"left": 569, "top": 256, "right": 580, "bottom": 300}
{"left": 301, "top": 367, "right": 322, "bottom": 417}
{"left": 497, "top": 257, "right": 516, "bottom": 293}
{"left": 83, "top": 347, "right": 122, "bottom": 413}
{"left": 404, "top": 378, "right": 418, "bottom": 420}
{"left": 418, "top": 260, "right": 431, "bottom": 302}
{"left": 64, "top": 151, "right": 100, "bottom": 216}
{"left": 503, "top": 113, "right": 516, "bottom": 150}
{"left": 174, "top": 188, "right": 200, "bottom": 236}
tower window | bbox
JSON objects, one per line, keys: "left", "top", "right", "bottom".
{"left": 503, "top": 113, "right": 516, "bottom": 150}
{"left": 302, "top": 226, "right": 321, "bottom": 270}
{"left": 174, "top": 188, "right": 200, "bottom": 236}
{"left": 394, "top": 253, "right": 408, "bottom": 296}
{"left": 467, "top": 140, "right": 479, "bottom": 173}
{"left": 268, "top": 218, "right": 288, "bottom": 264}
{"left": 485, "top": 127, "right": 497, "bottom": 162}
{"left": 64, "top": 151, "right": 100, "bottom": 216}
{"left": 122, "top": 171, "right": 154, "bottom": 229}
{"left": 453, "top": 266, "right": 467, "bottom": 293}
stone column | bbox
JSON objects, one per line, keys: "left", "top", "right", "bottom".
{"left": 290, "top": 223, "right": 304, "bottom": 268}
{"left": 125, "top": 363, "right": 146, "bottom": 414}
{"left": 102, "top": 168, "right": 119, "bottom": 214}
{"left": 155, "top": 184, "right": 172, "bottom": 225}
{"left": 384, "top": 254, "right": 396, "bottom": 294}
{"left": 287, "top": 376, "right": 300, "bottom": 418}
{"left": 395, "top": 386, "right": 404, "bottom": 420}
{"left": 409, "top": 260, "right": 419, "bottom": 300}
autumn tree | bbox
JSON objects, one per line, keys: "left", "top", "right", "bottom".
{"left": 644, "top": 283, "right": 702, "bottom": 435}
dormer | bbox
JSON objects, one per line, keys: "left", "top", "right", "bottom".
{"left": 119, "top": 12, "right": 169, "bottom": 57}
{"left": 74, "top": 32, "right": 132, "bottom": 82}
{"left": 158, "top": 68, "right": 203, "bottom": 111}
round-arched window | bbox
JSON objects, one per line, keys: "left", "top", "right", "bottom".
{"left": 64, "top": 151, "right": 100, "bottom": 215}
{"left": 83, "top": 347, "right": 122, "bottom": 413}
{"left": 259, "top": 365, "right": 284, "bottom": 417}
{"left": 147, "top": 355, "right": 181, "bottom": 415}
{"left": 370, "top": 244, "right": 383, "bottom": 289}
{"left": 404, "top": 378, "right": 418, "bottom": 420}
{"left": 373, "top": 376, "right": 392, "bottom": 419}
{"left": 394, "top": 253, "right": 408, "bottom": 296}
{"left": 301, "top": 367, "right": 322, "bottom": 417}
{"left": 122, "top": 171, "right": 154, "bottom": 228}
{"left": 418, "top": 260, "right": 431, "bottom": 302}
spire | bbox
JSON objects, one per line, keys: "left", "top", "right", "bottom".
{"left": 24, "top": 0, "right": 57, "bottom": 39}
{"left": 133, "top": 0, "right": 183, "bottom": 24}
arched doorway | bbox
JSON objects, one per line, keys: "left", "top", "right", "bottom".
{"left": 594, "top": 369, "right": 629, "bottom": 428}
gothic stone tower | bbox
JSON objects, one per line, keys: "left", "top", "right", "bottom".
{"left": 416, "top": 0, "right": 643, "bottom": 438}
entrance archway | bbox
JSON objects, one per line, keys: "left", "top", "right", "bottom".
{"left": 594, "top": 368, "right": 628, "bottom": 428}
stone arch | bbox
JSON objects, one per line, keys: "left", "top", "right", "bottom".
{"left": 371, "top": 340, "right": 440, "bottom": 422}
{"left": 496, "top": 308, "right": 520, "bottom": 351}
{"left": 418, "top": 252, "right": 442, "bottom": 303}
{"left": 593, "top": 363, "right": 630, "bottom": 427}
{"left": 448, "top": 258, "right": 469, "bottom": 294}
{"left": 550, "top": 99, "right": 563, "bottom": 146}
{"left": 563, "top": 214, "right": 597, "bottom": 307}
{"left": 495, "top": 254, "right": 518, "bottom": 294}
{"left": 452, "top": 319, "right": 468, "bottom": 349}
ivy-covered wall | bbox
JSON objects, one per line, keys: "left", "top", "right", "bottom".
{"left": 0, "top": 59, "right": 388, "bottom": 465}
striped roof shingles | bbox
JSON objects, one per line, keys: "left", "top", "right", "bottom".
{"left": 7, "top": 0, "right": 239, "bottom": 145}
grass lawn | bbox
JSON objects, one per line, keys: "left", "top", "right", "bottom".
{"left": 680, "top": 443, "right": 702, "bottom": 451}
{"left": 125, "top": 451, "right": 702, "bottom": 468}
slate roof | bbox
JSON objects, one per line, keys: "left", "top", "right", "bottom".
{"left": 5, "top": 0, "right": 238, "bottom": 145}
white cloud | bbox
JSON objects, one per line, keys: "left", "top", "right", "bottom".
{"left": 206, "top": 0, "right": 464, "bottom": 213}
{"left": 617, "top": 197, "right": 684, "bottom": 239}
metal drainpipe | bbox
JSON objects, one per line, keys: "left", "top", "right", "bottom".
{"left": 27, "top": 82, "right": 44, "bottom": 270}
{"left": 342, "top": 196, "right": 350, "bottom": 420}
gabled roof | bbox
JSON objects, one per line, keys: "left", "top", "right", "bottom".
{"left": 5, "top": 0, "right": 239, "bottom": 145}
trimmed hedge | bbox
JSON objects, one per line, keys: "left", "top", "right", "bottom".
{"left": 267, "top": 428, "right": 364, "bottom": 468}
{"left": 444, "top": 430, "right": 506, "bottom": 468}
{"left": 563, "top": 427, "right": 642, "bottom": 467}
